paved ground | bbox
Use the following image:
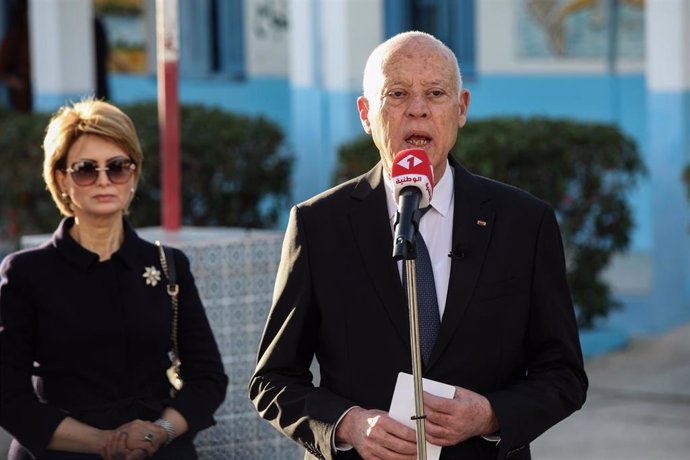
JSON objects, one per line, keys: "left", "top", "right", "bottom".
{"left": 2, "top": 322, "right": 689, "bottom": 459}
{"left": 531, "top": 322, "right": 690, "bottom": 460}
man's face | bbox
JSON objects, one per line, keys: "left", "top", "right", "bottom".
{"left": 358, "top": 38, "right": 470, "bottom": 184}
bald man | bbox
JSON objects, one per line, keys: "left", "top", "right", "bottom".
{"left": 250, "top": 31, "right": 587, "bottom": 460}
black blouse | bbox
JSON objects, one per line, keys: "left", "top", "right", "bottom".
{"left": 0, "top": 218, "right": 228, "bottom": 459}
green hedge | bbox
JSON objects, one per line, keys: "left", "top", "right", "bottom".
{"left": 0, "top": 103, "right": 292, "bottom": 245}
{"left": 335, "top": 117, "right": 646, "bottom": 329}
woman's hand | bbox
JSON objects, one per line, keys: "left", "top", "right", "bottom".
{"left": 101, "top": 419, "right": 167, "bottom": 460}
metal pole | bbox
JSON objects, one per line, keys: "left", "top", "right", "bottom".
{"left": 156, "top": 0, "right": 181, "bottom": 231}
{"left": 405, "top": 259, "right": 427, "bottom": 460}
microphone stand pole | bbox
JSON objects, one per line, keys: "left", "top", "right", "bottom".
{"left": 405, "top": 257, "right": 427, "bottom": 460}
{"left": 393, "top": 205, "right": 427, "bottom": 460}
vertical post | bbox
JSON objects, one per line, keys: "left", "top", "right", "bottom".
{"left": 405, "top": 259, "right": 428, "bottom": 460}
{"left": 606, "top": 0, "right": 619, "bottom": 122}
{"left": 646, "top": 0, "right": 690, "bottom": 330}
{"left": 156, "top": 0, "right": 181, "bottom": 231}
{"left": 28, "top": 0, "right": 95, "bottom": 111}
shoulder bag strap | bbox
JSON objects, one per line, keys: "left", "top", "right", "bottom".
{"left": 155, "top": 241, "right": 184, "bottom": 393}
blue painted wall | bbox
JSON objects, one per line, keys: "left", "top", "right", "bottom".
{"left": 111, "top": 75, "right": 291, "bottom": 134}
{"left": 108, "top": 70, "right": 688, "bottom": 341}
{"left": 110, "top": 72, "right": 651, "bottom": 250}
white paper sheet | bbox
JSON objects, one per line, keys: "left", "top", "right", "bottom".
{"left": 388, "top": 372, "right": 456, "bottom": 460}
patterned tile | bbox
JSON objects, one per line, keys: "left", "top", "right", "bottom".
{"left": 173, "top": 233, "right": 302, "bottom": 459}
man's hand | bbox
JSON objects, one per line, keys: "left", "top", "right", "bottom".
{"left": 423, "top": 386, "right": 500, "bottom": 447}
{"left": 335, "top": 407, "right": 418, "bottom": 459}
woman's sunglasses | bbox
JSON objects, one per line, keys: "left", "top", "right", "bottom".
{"left": 65, "top": 158, "right": 136, "bottom": 186}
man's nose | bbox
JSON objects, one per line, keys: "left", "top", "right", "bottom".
{"left": 406, "top": 94, "right": 429, "bottom": 118}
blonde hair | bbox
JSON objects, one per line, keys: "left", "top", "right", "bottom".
{"left": 42, "top": 98, "right": 143, "bottom": 216}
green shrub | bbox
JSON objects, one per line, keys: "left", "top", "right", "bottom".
{"left": 0, "top": 110, "right": 53, "bottom": 241}
{"left": 334, "top": 117, "right": 646, "bottom": 329}
{"left": 0, "top": 103, "right": 292, "bottom": 247}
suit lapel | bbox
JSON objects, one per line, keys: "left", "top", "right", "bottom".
{"left": 428, "top": 158, "right": 495, "bottom": 368}
{"left": 348, "top": 163, "right": 411, "bottom": 349}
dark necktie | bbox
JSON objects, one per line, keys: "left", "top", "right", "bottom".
{"left": 403, "top": 206, "right": 441, "bottom": 365}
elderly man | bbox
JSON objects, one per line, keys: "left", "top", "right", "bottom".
{"left": 249, "top": 31, "right": 587, "bottom": 460}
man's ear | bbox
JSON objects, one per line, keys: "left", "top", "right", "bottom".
{"left": 457, "top": 89, "right": 471, "bottom": 129}
{"left": 357, "top": 96, "right": 372, "bottom": 134}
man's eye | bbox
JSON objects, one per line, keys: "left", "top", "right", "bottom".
{"left": 430, "top": 90, "right": 445, "bottom": 97}
{"left": 389, "top": 90, "right": 405, "bottom": 98}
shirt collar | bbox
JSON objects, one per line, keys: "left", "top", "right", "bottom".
{"left": 52, "top": 217, "right": 140, "bottom": 271}
{"left": 384, "top": 159, "right": 455, "bottom": 220}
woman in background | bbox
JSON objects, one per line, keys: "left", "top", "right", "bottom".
{"left": 0, "top": 98, "right": 228, "bottom": 459}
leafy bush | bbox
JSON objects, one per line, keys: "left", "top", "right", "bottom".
{"left": 0, "top": 110, "right": 53, "bottom": 239}
{"left": 334, "top": 117, "right": 646, "bottom": 329}
{"left": 0, "top": 103, "right": 292, "bottom": 247}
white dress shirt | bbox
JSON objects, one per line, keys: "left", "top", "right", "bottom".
{"left": 384, "top": 161, "right": 455, "bottom": 319}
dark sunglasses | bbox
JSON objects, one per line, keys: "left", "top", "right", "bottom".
{"left": 65, "top": 157, "right": 136, "bottom": 186}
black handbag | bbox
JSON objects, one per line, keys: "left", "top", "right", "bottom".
{"left": 156, "top": 241, "right": 184, "bottom": 397}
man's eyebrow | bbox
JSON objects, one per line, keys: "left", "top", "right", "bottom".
{"left": 383, "top": 79, "right": 410, "bottom": 87}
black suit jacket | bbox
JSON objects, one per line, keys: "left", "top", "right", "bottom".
{"left": 250, "top": 157, "right": 587, "bottom": 460}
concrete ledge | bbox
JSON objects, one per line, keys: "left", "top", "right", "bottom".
{"left": 601, "top": 251, "right": 651, "bottom": 296}
{"left": 579, "top": 327, "right": 630, "bottom": 359}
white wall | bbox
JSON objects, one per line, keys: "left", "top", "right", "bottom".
{"left": 645, "top": 0, "right": 690, "bottom": 91}
{"left": 29, "top": 0, "right": 95, "bottom": 95}
{"left": 288, "top": 0, "right": 315, "bottom": 86}
{"left": 246, "top": 0, "right": 290, "bottom": 77}
{"left": 478, "top": 0, "right": 644, "bottom": 74}
{"left": 289, "top": 0, "right": 381, "bottom": 91}
{"left": 320, "top": 0, "right": 382, "bottom": 92}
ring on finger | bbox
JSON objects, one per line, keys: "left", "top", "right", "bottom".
{"left": 144, "top": 432, "right": 155, "bottom": 444}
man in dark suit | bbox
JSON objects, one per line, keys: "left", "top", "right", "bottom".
{"left": 249, "top": 31, "right": 587, "bottom": 460}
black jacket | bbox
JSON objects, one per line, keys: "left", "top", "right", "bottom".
{"left": 250, "top": 158, "right": 587, "bottom": 459}
{"left": 0, "top": 218, "right": 228, "bottom": 459}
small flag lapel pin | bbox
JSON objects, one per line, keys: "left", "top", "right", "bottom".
{"left": 476, "top": 219, "right": 487, "bottom": 227}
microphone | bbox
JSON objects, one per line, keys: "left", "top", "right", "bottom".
{"left": 448, "top": 248, "right": 465, "bottom": 260}
{"left": 391, "top": 149, "right": 434, "bottom": 260}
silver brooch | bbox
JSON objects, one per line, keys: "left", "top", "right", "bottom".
{"left": 143, "top": 266, "right": 162, "bottom": 286}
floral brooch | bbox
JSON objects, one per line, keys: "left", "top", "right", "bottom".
{"left": 143, "top": 266, "right": 162, "bottom": 286}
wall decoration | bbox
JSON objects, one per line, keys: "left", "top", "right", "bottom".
{"left": 94, "top": 0, "right": 148, "bottom": 73}
{"left": 519, "top": 0, "right": 644, "bottom": 59}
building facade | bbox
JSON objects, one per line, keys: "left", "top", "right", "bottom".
{"left": 3, "top": 0, "right": 689, "bottom": 336}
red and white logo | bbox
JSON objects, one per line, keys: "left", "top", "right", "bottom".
{"left": 396, "top": 154, "right": 423, "bottom": 170}
{"left": 391, "top": 149, "right": 434, "bottom": 207}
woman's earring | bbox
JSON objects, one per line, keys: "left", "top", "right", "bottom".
{"left": 60, "top": 192, "right": 71, "bottom": 206}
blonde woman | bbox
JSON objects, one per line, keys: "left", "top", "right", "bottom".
{"left": 0, "top": 99, "right": 227, "bottom": 460}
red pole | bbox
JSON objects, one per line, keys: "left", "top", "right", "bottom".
{"left": 156, "top": 0, "right": 181, "bottom": 231}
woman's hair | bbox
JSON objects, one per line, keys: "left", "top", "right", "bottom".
{"left": 42, "top": 98, "right": 143, "bottom": 216}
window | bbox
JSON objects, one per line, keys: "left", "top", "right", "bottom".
{"left": 385, "top": 0, "right": 476, "bottom": 80}
{"left": 179, "top": 0, "right": 244, "bottom": 78}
